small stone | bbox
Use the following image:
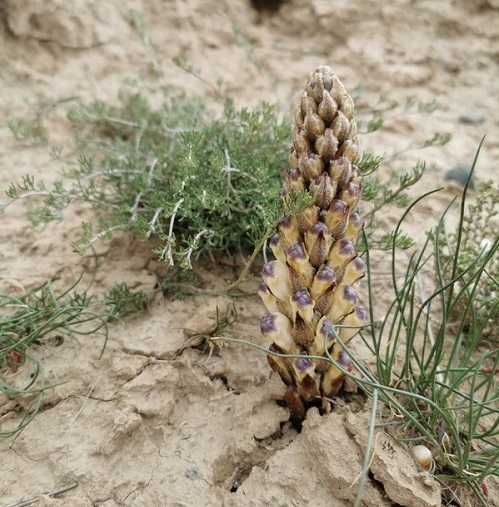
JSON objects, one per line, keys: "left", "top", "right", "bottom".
{"left": 185, "top": 466, "right": 204, "bottom": 481}
{"left": 458, "top": 112, "right": 485, "bottom": 125}
{"left": 444, "top": 165, "right": 475, "bottom": 190}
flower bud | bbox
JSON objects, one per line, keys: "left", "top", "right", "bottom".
{"left": 311, "top": 263, "right": 336, "bottom": 297}
{"left": 300, "top": 92, "right": 318, "bottom": 116}
{"left": 299, "top": 151, "right": 324, "bottom": 180}
{"left": 310, "top": 173, "right": 337, "bottom": 209}
{"left": 303, "top": 107, "right": 326, "bottom": 140}
{"left": 291, "top": 289, "right": 315, "bottom": 347}
{"left": 277, "top": 216, "right": 301, "bottom": 250}
{"left": 332, "top": 110, "right": 350, "bottom": 144}
{"left": 296, "top": 205, "right": 320, "bottom": 234}
{"left": 329, "top": 156, "right": 352, "bottom": 188}
{"left": 350, "top": 165, "right": 362, "bottom": 185}
{"left": 293, "top": 358, "right": 320, "bottom": 401}
{"left": 310, "top": 316, "right": 336, "bottom": 356}
{"left": 338, "top": 256, "right": 366, "bottom": 286}
{"left": 293, "top": 127, "right": 311, "bottom": 153}
{"left": 338, "top": 182, "right": 361, "bottom": 209}
{"left": 284, "top": 385, "right": 306, "bottom": 422}
{"left": 288, "top": 168, "right": 305, "bottom": 192}
{"left": 287, "top": 243, "right": 315, "bottom": 288}
{"left": 294, "top": 105, "right": 304, "bottom": 129}
{"left": 344, "top": 212, "right": 364, "bottom": 241}
{"left": 315, "top": 128, "right": 338, "bottom": 162}
{"left": 327, "top": 239, "right": 357, "bottom": 272}
{"left": 325, "top": 199, "right": 350, "bottom": 240}
{"left": 289, "top": 147, "right": 299, "bottom": 169}
{"left": 311, "top": 265, "right": 337, "bottom": 314}
{"left": 290, "top": 289, "right": 315, "bottom": 326}
{"left": 258, "top": 282, "right": 279, "bottom": 314}
{"left": 305, "top": 222, "right": 332, "bottom": 268}
{"left": 327, "top": 284, "right": 358, "bottom": 323}
{"left": 338, "top": 305, "right": 368, "bottom": 343}
{"left": 261, "top": 313, "right": 300, "bottom": 354}
{"left": 318, "top": 90, "right": 338, "bottom": 125}
{"left": 339, "top": 94, "right": 355, "bottom": 120}
{"left": 267, "top": 344, "right": 294, "bottom": 386}
{"left": 262, "top": 260, "right": 292, "bottom": 303}
{"left": 269, "top": 233, "right": 286, "bottom": 263}
{"left": 339, "top": 138, "right": 359, "bottom": 161}
{"left": 321, "top": 347, "right": 351, "bottom": 396}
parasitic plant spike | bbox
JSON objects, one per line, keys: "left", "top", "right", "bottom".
{"left": 259, "top": 66, "right": 367, "bottom": 424}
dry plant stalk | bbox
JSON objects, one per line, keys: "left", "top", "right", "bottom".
{"left": 259, "top": 66, "right": 368, "bottom": 423}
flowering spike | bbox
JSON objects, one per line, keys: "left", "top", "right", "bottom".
{"left": 258, "top": 66, "right": 367, "bottom": 423}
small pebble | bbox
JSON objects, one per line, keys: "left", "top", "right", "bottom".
{"left": 185, "top": 466, "right": 204, "bottom": 480}
{"left": 444, "top": 165, "right": 475, "bottom": 190}
{"left": 458, "top": 112, "right": 485, "bottom": 125}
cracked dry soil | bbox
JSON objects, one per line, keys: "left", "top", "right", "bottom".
{"left": 1, "top": 0, "right": 499, "bottom": 506}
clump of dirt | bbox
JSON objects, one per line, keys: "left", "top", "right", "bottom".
{"left": 1, "top": 0, "right": 499, "bottom": 506}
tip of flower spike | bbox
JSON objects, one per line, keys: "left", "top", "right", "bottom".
{"left": 260, "top": 314, "right": 277, "bottom": 335}
{"left": 292, "top": 288, "right": 313, "bottom": 308}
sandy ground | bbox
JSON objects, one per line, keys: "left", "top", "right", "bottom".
{"left": 0, "top": 0, "right": 498, "bottom": 506}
